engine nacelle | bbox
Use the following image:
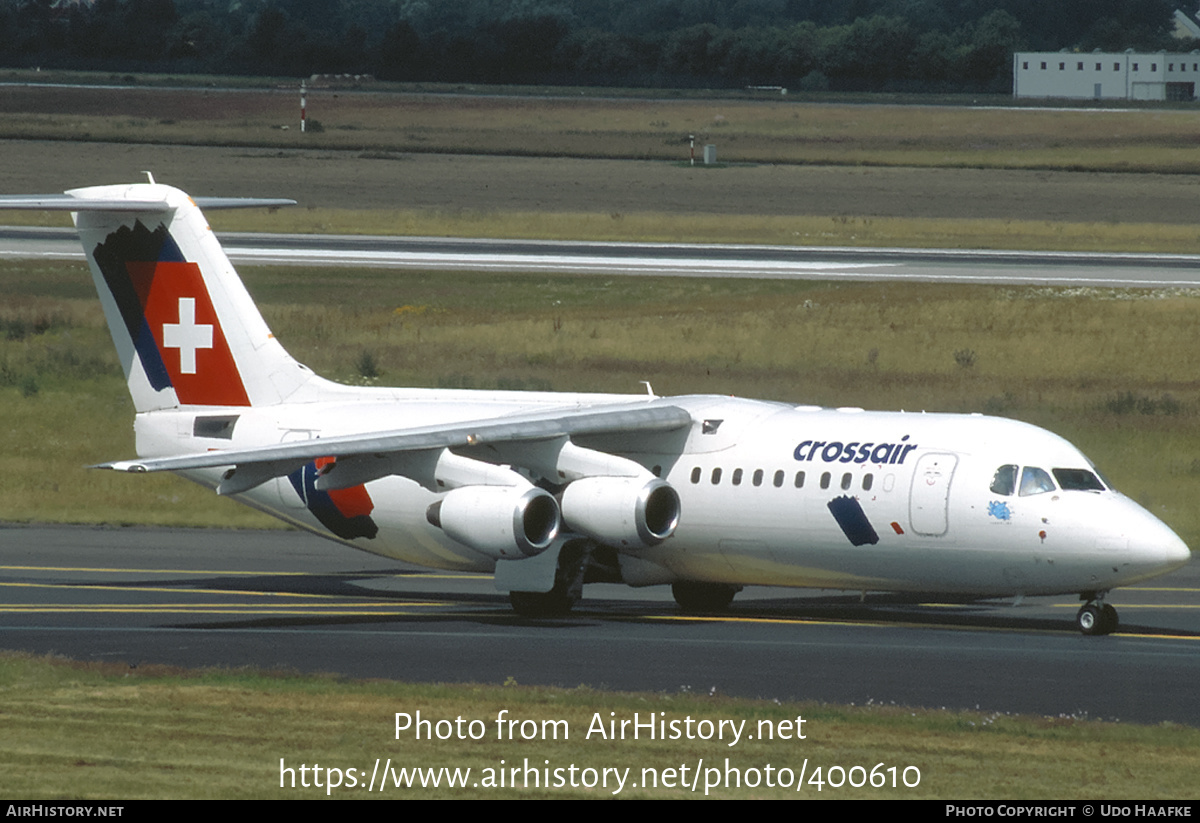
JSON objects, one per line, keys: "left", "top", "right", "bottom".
{"left": 426, "top": 485, "right": 560, "bottom": 560}
{"left": 560, "top": 476, "right": 680, "bottom": 549}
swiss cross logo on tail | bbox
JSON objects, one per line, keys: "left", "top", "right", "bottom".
{"left": 162, "top": 297, "right": 213, "bottom": 374}
{"left": 92, "top": 220, "right": 250, "bottom": 406}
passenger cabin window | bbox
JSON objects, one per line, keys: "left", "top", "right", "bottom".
{"left": 732, "top": 468, "right": 743, "bottom": 486}
{"left": 1019, "top": 466, "right": 1056, "bottom": 496}
{"left": 990, "top": 464, "right": 1018, "bottom": 496}
{"left": 1052, "top": 468, "right": 1105, "bottom": 492}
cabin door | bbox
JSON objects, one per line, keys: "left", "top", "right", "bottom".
{"left": 909, "top": 452, "right": 958, "bottom": 536}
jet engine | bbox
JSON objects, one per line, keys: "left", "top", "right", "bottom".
{"left": 560, "top": 476, "right": 681, "bottom": 549}
{"left": 426, "top": 485, "right": 561, "bottom": 560}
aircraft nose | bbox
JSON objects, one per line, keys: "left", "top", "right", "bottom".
{"left": 1153, "top": 525, "right": 1192, "bottom": 569}
{"left": 1125, "top": 500, "right": 1191, "bottom": 576}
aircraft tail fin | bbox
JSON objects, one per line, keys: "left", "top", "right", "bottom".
{"left": 1, "top": 183, "right": 307, "bottom": 412}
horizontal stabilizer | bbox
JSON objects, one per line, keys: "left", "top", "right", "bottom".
{"left": 0, "top": 195, "right": 295, "bottom": 212}
{"left": 194, "top": 197, "right": 297, "bottom": 211}
{"left": 0, "top": 195, "right": 173, "bottom": 212}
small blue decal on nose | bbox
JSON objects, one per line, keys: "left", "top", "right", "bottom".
{"left": 988, "top": 500, "right": 1011, "bottom": 521}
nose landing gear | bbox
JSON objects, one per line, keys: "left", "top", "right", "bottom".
{"left": 1076, "top": 595, "right": 1118, "bottom": 636}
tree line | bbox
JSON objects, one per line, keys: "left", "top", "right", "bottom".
{"left": 0, "top": 0, "right": 1184, "bottom": 92}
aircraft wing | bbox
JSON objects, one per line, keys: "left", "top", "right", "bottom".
{"left": 100, "top": 401, "right": 693, "bottom": 491}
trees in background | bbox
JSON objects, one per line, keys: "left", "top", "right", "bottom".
{"left": 0, "top": 0, "right": 1183, "bottom": 92}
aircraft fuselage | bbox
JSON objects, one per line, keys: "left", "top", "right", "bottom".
{"left": 132, "top": 390, "right": 1188, "bottom": 600}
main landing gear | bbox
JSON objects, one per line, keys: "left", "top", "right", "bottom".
{"left": 508, "top": 540, "right": 590, "bottom": 618}
{"left": 1076, "top": 594, "right": 1119, "bottom": 636}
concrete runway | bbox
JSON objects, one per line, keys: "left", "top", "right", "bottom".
{"left": 2, "top": 524, "right": 1197, "bottom": 725}
{"left": 6, "top": 226, "right": 1200, "bottom": 287}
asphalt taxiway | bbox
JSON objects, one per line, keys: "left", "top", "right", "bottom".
{"left": 2, "top": 525, "right": 1197, "bottom": 725}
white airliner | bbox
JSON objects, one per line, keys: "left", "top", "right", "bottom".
{"left": 1, "top": 181, "right": 1190, "bottom": 635}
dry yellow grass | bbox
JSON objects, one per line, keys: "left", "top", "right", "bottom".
{"left": 5, "top": 84, "right": 1200, "bottom": 172}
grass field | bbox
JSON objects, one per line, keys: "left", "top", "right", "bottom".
{"left": 6, "top": 81, "right": 1200, "bottom": 173}
{"left": 3, "top": 652, "right": 1198, "bottom": 799}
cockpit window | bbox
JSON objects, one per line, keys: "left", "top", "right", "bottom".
{"left": 990, "top": 464, "right": 1018, "bottom": 496}
{"left": 1052, "top": 468, "right": 1105, "bottom": 492}
{"left": 1019, "top": 466, "right": 1056, "bottom": 496}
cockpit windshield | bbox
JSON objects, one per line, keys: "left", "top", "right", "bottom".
{"left": 990, "top": 464, "right": 1107, "bottom": 496}
{"left": 1052, "top": 468, "right": 1106, "bottom": 492}
{"left": 1019, "top": 466, "right": 1055, "bottom": 496}
{"left": 990, "top": 464, "right": 1017, "bottom": 495}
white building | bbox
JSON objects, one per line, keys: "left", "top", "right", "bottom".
{"left": 1013, "top": 51, "right": 1200, "bottom": 101}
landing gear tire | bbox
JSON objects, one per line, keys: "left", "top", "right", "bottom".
{"left": 1076, "top": 602, "right": 1118, "bottom": 636}
{"left": 509, "top": 589, "right": 577, "bottom": 618}
{"left": 672, "top": 582, "right": 740, "bottom": 613}
{"left": 1077, "top": 604, "right": 1102, "bottom": 635}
